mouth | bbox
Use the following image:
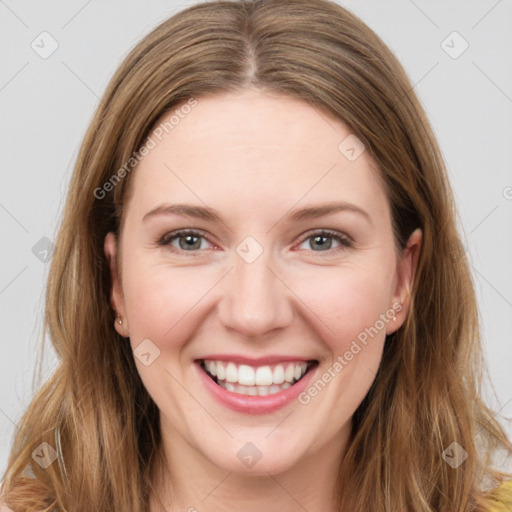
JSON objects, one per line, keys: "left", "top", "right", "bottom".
{"left": 197, "top": 358, "right": 318, "bottom": 397}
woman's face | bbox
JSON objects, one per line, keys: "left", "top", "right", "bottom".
{"left": 105, "top": 89, "right": 420, "bottom": 476}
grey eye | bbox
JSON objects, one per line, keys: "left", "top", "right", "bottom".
{"left": 309, "top": 235, "right": 333, "bottom": 251}
{"left": 176, "top": 234, "right": 205, "bottom": 250}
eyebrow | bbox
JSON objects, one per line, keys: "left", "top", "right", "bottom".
{"left": 142, "top": 201, "right": 371, "bottom": 224}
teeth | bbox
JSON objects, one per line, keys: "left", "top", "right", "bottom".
{"left": 207, "top": 360, "right": 217, "bottom": 376}
{"left": 202, "top": 359, "right": 312, "bottom": 396}
{"left": 255, "top": 366, "right": 273, "bottom": 386}
{"left": 284, "top": 364, "right": 295, "bottom": 383}
{"left": 258, "top": 385, "right": 269, "bottom": 396}
{"left": 238, "top": 365, "right": 255, "bottom": 386}
{"left": 216, "top": 363, "right": 226, "bottom": 381}
{"left": 272, "top": 364, "right": 285, "bottom": 384}
{"left": 226, "top": 362, "right": 238, "bottom": 383}
{"left": 217, "top": 379, "right": 299, "bottom": 396}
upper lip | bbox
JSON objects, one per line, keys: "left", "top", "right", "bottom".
{"left": 196, "top": 354, "right": 317, "bottom": 366}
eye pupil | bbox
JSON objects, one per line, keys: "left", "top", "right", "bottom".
{"left": 179, "top": 235, "right": 201, "bottom": 250}
{"left": 310, "top": 235, "right": 332, "bottom": 251}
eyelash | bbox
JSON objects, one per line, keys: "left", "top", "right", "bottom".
{"left": 157, "top": 229, "right": 353, "bottom": 255}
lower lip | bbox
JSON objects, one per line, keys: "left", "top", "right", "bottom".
{"left": 195, "top": 361, "right": 318, "bottom": 415}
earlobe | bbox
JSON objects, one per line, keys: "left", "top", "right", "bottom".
{"left": 387, "top": 228, "right": 422, "bottom": 334}
{"left": 104, "top": 232, "right": 129, "bottom": 337}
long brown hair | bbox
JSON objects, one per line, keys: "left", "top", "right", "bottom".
{"left": 2, "top": 1, "right": 511, "bottom": 510}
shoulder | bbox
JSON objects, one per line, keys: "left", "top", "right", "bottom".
{"left": 486, "top": 481, "right": 512, "bottom": 512}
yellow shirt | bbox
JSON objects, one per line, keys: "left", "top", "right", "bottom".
{"left": 487, "top": 481, "right": 512, "bottom": 511}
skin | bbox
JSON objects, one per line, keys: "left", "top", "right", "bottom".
{"left": 104, "top": 88, "right": 421, "bottom": 511}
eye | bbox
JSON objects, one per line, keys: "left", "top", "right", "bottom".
{"left": 158, "top": 229, "right": 216, "bottom": 252}
{"left": 296, "top": 230, "right": 353, "bottom": 252}
{"left": 157, "top": 228, "right": 352, "bottom": 254}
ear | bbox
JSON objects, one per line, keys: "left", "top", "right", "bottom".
{"left": 386, "top": 228, "right": 422, "bottom": 334}
{"left": 104, "top": 232, "right": 129, "bottom": 337}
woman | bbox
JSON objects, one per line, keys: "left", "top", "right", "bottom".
{"left": 2, "top": 0, "right": 511, "bottom": 510}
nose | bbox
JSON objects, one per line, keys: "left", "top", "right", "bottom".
{"left": 217, "top": 246, "right": 294, "bottom": 339}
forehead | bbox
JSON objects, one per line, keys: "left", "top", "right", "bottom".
{"left": 126, "top": 90, "right": 389, "bottom": 223}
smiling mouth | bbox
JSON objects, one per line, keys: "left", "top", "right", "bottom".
{"left": 198, "top": 359, "right": 318, "bottom": 397}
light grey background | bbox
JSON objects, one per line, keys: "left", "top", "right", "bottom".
{"left": 1, "top": 0, "right": 511, "bottom": 477}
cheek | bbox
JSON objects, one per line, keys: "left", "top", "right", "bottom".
{"left": 122, "top": 260, "right": 214, "bottom": 344}
{"left": 289, "top": 264, "right": 393, "bottom": 354}
{"left": 120, "top": 261, "right": 216, "bottom": 408}
{"left": 291, "top": 267, "right": 392, "bottom": 418}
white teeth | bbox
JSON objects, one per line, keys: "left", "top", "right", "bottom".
{"left": 217, "top": 379, "right": 295, "bottom": 396}
{"left": 226, "top": 362, "right": 238, "bottom": 383}
{"left": 207, "top": 360, "right": 217, "bottom": 376}
{"left": 238, "top": 365, "right": 255, "bottom": 386}
{"left": 258, "top": 386, "right": 269, "bottom": 396}
{"left": 255, "top": 366, "right": 273, "bottom": 386}
{"left": 272, "top": 364, "right": 285, "bottom": 384}
{"left": 284, "top": 364, "right": 295, "bottom": 383}
{"left": 218, "top": 380, "right": 291, "bottom": 396}
{"left": 236, "top": 384, "right": 250, "bottom": 395}
{"left": 216, "top": 362, "right": 226, "bottom": 380}
{"left": 203, "top": 359, "right": 314, "bottom": 397}
{"left": 294, "top": 364, "right": 305, "bottom": 381}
